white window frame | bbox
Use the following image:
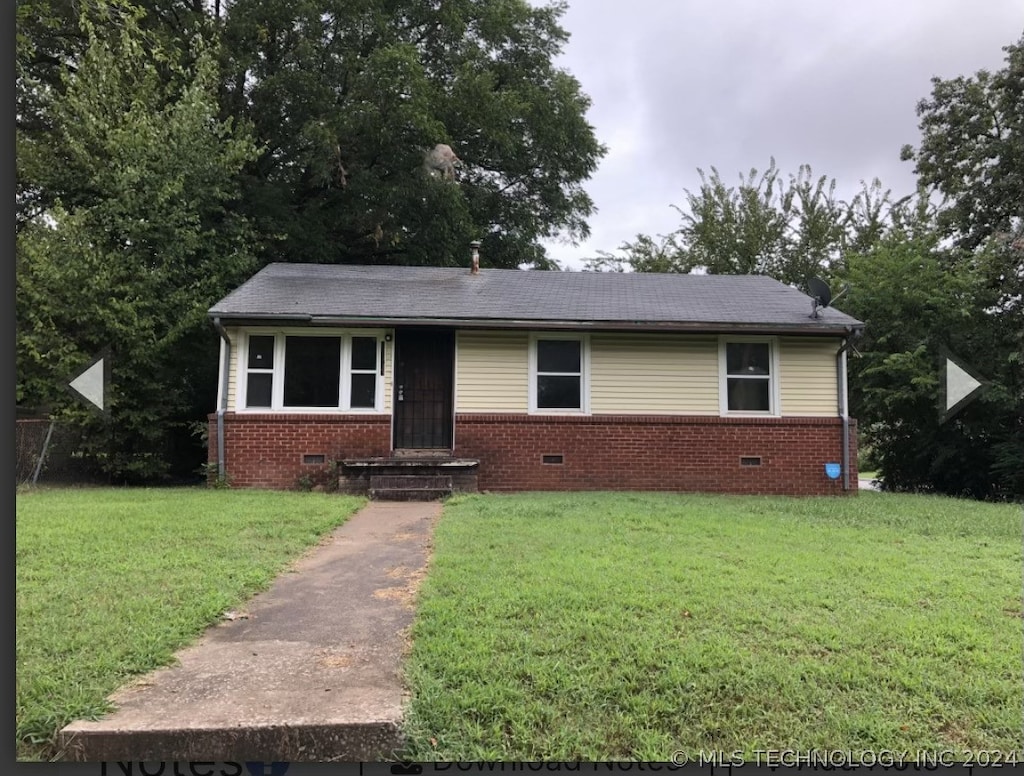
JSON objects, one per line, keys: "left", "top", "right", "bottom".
{"left": 242, "top": 332, "right": 276, "bottom": 408}
{"left": 236, "top": 328, "right": 386, "bottom": 413}
{"left": 718, "top": 336, "right": 780, "bottom": 417}
{"left": 528, "top": 333, "right": 590, "bottom": 414}
{"left": 345, "top": 333, "right": 384, "bottom": 410}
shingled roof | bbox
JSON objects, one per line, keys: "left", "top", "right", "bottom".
{"left": 209, "top": 263, "right": 863, "bottom": 335}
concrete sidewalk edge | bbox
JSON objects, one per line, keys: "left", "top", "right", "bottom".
{"left": 58, "top": 719, "right": 404, "bottom": 762}
{"left": 54, "top": 500, "right": 442, "bottom": 762}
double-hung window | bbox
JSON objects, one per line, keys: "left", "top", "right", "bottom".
{"left": 240, "top": 331, "right": 384, "bottom": 411}
{"left": 348, "top": 336, "right": 380, "bottom": 409}
{"left": 530, "top": 334, "right": 588, "bottom": 412}
{"left": 720, "top": 337, "right": 778, "bottom": 414}
{"left": 245, "top": 335, "right": 275, "bottom": 408}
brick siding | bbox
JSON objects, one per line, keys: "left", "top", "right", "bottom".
{"left": 207, "top": 413, "right": 391, "bottom": 490}
{"left": 453, "top": 414, "right": 857, "bottom": 496}
{"left": 210, "top": 412, "right": 857, "bottom": 495}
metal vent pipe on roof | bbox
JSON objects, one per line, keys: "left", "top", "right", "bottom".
{"left": 470, "top": 240, "right": 481, "bottom": 274}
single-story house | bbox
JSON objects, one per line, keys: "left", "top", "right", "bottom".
{"left": 207, "top": 253, "right": 864, "bottom": 496}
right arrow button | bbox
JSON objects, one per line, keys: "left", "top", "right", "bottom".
{"left": 943, "top": 355, "right": 986, "bottom": 421}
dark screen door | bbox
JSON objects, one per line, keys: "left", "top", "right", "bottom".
{"left": 393, "top": 329, "right": 455, "bottom": 450}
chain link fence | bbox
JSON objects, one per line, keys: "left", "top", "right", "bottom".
{"left": 16, "top": 418, "right": 102, "bottom": 487}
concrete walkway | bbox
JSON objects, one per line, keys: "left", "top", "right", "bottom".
{"left": 58, "top": 500, "right": 441, "bottom": 762}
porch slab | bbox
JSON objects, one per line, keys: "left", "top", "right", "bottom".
{"left": 340, "top": 457, "right": 480, "bottom": 468}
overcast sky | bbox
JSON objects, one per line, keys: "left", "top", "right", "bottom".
{"left": 538, "top": 1, "right": 1024, "bottom": 270}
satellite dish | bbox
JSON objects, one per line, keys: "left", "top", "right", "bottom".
{"left": 808, "top": 277, "right": 832, "bottom": 308}
{"left": 806, "top": 276, "right": 850, "bottom": 318}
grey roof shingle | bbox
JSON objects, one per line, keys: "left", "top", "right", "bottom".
{"left": 209, "top": 263, "right": 863, "bottom": 334}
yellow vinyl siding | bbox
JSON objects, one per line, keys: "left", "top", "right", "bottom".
{"left": 224, "top": 327, "right": 839, "bottom": 417}
{"left": 590, "top": 334, "right": 719, "bottom": 414}
{"left": 224, "top": 326, "right": 239, "bottom": 409}
{"left": 456, "top": 330, "right": 529, "bottom": 412}
{"left": 779, "top": 338, "right": 839, "bottom": 416}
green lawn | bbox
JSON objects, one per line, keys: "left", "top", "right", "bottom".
{"left": 401, "top": 492, "right": 1023, "bottom": 761}
{"left": 15, "top": 486, "right": 364, "bottom": 761}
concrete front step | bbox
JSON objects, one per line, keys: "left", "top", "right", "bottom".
{"left": 370, "top": 474, "right": 452, "bottom": 490}
{"left": 369, "top": 488, "right": 452, "bottom": 501}
{"left": 340, "top": 457, "right": 478, "bottom": 498}
{"left": 368, "top": 474, "right": 453, "bottom": 501}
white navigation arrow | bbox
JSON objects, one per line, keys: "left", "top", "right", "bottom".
{"left": 937, "top": 354, "right": 987, "bottom": 425}
{"left": 945, "top": 357, "right": 984, "bottom": 417}
{"left": 68, "top": 357, "right": 106, "bottom": 411}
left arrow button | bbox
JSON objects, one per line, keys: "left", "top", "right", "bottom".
{"left": 68, "top": 358, "right": 105, "bottom": 411}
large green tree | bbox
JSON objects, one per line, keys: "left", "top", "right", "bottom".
{"left": 892, "top": 31, "right": 1024, "bottom": 498}
{"left": 901, "top": 33, "right": 1024, "bottom": 250}
{"left": 17, "top": 0, "right": 88, "bottom": 231}
{"left": 219, "top": 0, "right": 605, "bottom": 269}
{"left": 842, "top": 210, "right": 1022, "bottom": 500}
{"left": 16, "top": 4, "right": 259, "bottom": 480}
{"left": 16, "top": 0, "right": 607, "bottom": 480}
{"left": 590, "top": 161, "right": 894, "bottom": 286}
{"left": 17, "top": 0, "right": 218, "bottom": 222}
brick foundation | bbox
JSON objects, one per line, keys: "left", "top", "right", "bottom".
{"left": 207, "top": 413, "right": 391, "bottom": 490}
{"left": 209, "top": 412, "right": 857, "bottom": 495}
{"left": 453, "top": 414, "right": 858, "bottom": 496}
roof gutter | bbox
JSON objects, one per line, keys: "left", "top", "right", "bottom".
{"left": 211, "top": 316, "right": 231, "bottom": 484}
{"left": 208, "top": 313, "right": 863, "bottom": 337}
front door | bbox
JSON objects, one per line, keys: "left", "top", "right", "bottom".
{"left": 393, "top": 329, "right": 455, "bottom": 450}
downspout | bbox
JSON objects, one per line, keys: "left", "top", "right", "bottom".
{"left": 836, "top": 335, "right": 852, "bottom": 491}
{"left": 212, "top": 317, "right": 231, "bottom": 483}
